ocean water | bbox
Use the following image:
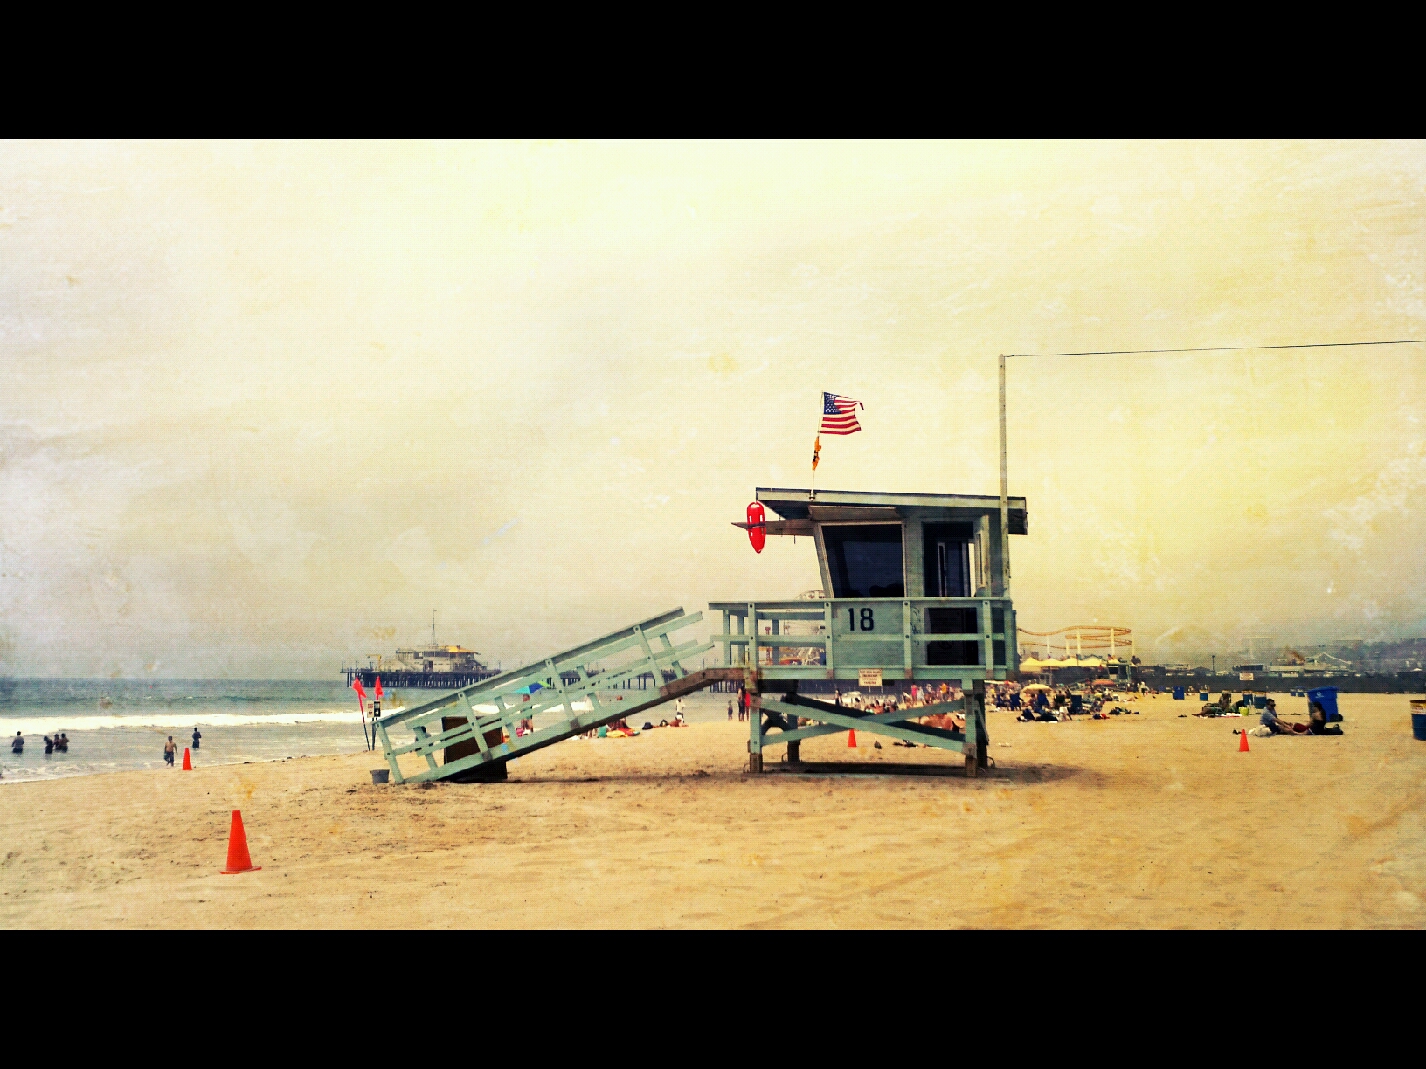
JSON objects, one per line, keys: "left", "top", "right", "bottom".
{"left": 0, "top": 679, "right": 374, "bottom": 784}
{"left": 0, "top": 679, "right": 739, "bottom": 783}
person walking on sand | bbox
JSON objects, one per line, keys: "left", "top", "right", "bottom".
{"left": 727, "top": 698, "right": 734, "bottom": 721}
{"left": 191, "top": 728, "right": 202, "bottom": 750}
{"left": 164, "top": 736, "right": 177, "bottom": 767}
{"left": 11, "top": 732, "right": 22, "bottom": 754}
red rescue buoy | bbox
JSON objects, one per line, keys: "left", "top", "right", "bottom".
{"left": 746, "top": 501, "right": 766, "bottom": 554}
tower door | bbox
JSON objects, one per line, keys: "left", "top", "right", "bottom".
{"left": 923, "top": 523, "right": 973, "bottom": 598}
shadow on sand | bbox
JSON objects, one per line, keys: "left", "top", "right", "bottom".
{"left": 758, "top": 760, "right": 1087, "bottom": 785}
{"left": 416, "top": 760, "right": 1090, "bottom": 789}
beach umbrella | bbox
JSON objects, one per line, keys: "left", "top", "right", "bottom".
{"left": 1021, "top": 683, "right": 1052, "bottom": 692}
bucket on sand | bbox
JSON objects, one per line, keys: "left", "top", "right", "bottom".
{"left": 1307, "top": 686, "right": 1341, "bottom": 722}
{"left": 370, "top": 768, "right": 390, "bottom": 784}
{"left": 1412, "top": 700, "right": 1426, "bottom": 742}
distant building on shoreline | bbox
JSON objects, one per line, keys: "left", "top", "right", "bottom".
{"left": 390, "top": 645, "right": 484, "bottom": 674}
{"left": 344, "top": 644, "right": 497, "bottom": 690}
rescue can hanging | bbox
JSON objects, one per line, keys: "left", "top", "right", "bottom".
{"left": 747, "top": 501, "right": 766, "bottom": 554}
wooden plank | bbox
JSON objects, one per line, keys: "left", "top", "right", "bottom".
{"left": 808, "top": 505, "right": 901, "bottom": 522}
{"left": 746, "top": 665, "right": 762, "bottom": 772}
{"left": 659, "top": 666, "right": 742, "bottom": 701}
{"left": 757, "top": 488, "right": 1028, "bottom": 514}
{"left": 757, "top": 698, "right": 965, "bottom": 753}
{"left": 902, "top": 598, "right": 913, "bottom": 680}
{"left": 729, "top": 520, "right": 815, "bottom": 536}
{"left": 761, "top": 698, "right": 968, "bottom": 747}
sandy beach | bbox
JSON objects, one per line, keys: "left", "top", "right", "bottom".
{"left": 3, "top": 691, "right": 1423, "bottom": 928}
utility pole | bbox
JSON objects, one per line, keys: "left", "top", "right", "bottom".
{"left": 432, "top": 610, "right": 437, "bottom": 646}
{"left": 998, "top": 354, "right": 1010, "bottom": 595}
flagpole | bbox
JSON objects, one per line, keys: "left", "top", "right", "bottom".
{"left": 810, "top": 392, "right": 821, "bottom": 500}
{"left": 998, "top": 354, "right": 1010, "bottom": 595}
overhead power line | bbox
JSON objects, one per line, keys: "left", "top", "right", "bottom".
{"left": 1008, "top": 339, "right": 1423, "bottom": 358}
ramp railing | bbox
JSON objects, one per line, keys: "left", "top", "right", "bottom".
{"left": 374, "top": 608, "right": 714, "bottom": 784}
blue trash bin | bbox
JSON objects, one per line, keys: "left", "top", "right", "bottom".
{"left": 1307, "top": 686, "right": 1341, "bottom": 723}
{"left": 1411, "top": 700, "right": 1426, "bottom": 741}
{"left": 1199, "top": 692, "right": 1209, "bottom": 702}
{"left": 1173, "top": 686, "right": 1185, "bottom": 701}
{"left": 1254, "top": 694, "right": 1267, "bottom": 709}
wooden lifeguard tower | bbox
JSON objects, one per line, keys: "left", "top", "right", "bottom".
{"left": 369, "top": 485, "right": 1026, "bottom": 783}
{"left": 720, "top": 486, "right": 1027, "bottom": 772}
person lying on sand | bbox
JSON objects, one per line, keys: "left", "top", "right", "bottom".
{"left": 1017, "top": 695, "right": 1057, "bottom": 721}
{"left": 921, "top": 712, "right": 965, "bottom": 732}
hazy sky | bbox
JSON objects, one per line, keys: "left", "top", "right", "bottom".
{"left": 2, "top": 140, "right": 1423, "bottom": 677}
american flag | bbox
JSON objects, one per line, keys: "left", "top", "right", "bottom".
{"left": 819, "top": 392, "right": 863, "bottom": 435}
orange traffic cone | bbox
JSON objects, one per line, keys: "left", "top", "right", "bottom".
{"left": 221, "top": 809, "right": 261, "bottom": 874}
{"left": 181, "top": 747, "right": 192, "bottom": 770}
{"left": 847, "top": 729, "right": 857, "bottom": 748}
{"left": 1239, "top": 729, "right": 1250, "bottom": 753}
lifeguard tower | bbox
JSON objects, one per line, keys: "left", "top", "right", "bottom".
{"left": 719, "top": 486, "right": 1026, "bottom": 771}
{"left": 369, "top": 485, "right": 1027, "bottom": 783}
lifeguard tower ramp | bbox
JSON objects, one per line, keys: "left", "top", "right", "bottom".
{"left": 372, "top": 608, "right": 724, "bottom": 784}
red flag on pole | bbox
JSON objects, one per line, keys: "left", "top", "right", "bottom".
{"left": 374, "top": 676, "right": 384, "bottom": 700}
{"left": 351, "top": 678, "right": 367, "bottom": 715}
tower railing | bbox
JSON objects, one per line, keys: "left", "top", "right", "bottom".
{"left": 710, "top": 597, "right": 1017, "bottom": 682}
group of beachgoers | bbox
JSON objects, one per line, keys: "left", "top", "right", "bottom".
{"left": 1192, "top": 692, "right": 1343, "bottom": 736}
{"left": 1255, "top": 698, "right": 1342, "bottom": 737}
{"left": 826, "top": 686, "right": 967, "bottom": 733}
{"left": 161, "top": 728, "right": 202, "bottom": 766}
{"left": 577, "top": 698, "right": 690, "bottom": 740}
{"left": 723, "top": 680, "right": 1141, "bottom": 731}
{"left": 10, "top": 726, "right": 206, "bottom": 765}
{"left": 1006, "top": 683, "right": 1138, "bottom": 722}
{"left": 10, "top": 731, "right": 70, "bottom": 755}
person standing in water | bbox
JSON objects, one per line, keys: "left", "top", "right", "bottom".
{"left": 10, "top": 732, "right": 22, "bottom": 754}
{"left": 164, "top": 736, "right": 177, "bottom": 767}
{"left": 43, "top": 735, "right": 54, "bottom": 755}
{"left": 191, "top": 728, "right": 202, "bottom": 750}
{"left": 57, "top": 733, "right": 69, "bottom": 753}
